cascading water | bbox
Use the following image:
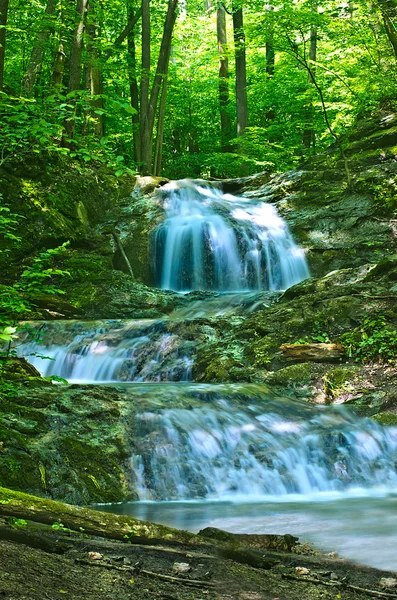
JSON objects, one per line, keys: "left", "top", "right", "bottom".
{"left": 130, "top": 391, "right": 397, "bottom": 501}
{"left": 154, "top": 180, "right": 310, "bottom": 292}
{"left": 18, "top": 320, "right": 194, "bottom": 383}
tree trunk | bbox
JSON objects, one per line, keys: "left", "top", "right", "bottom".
{"left": 52, "top": 38, "right": 66, "bottom": 91}
{"left": 85, "top": 1, "right": 104, "bottom": 138}
{"left": 153, "top": 77, "right": 168, "bottom": 175}
{"left": 265, "top": 4, "right": 275, "bottom": 120}
{"left": 139, "top": 0, "right": 151, "bottom": 173}
{"left": 232, "top": 3, "right": 248, "bottom": 137}
{"left": 140, "top": 0, "right": 178, "bottom": 174}
{"left": 23, "top": 0, "right": 57, "bottom": 97}
{"left": 303, "top": 3, "right": 317, "bottom": 150}
{"left": 377, "top": 0, "right": 397, "bottom": 59}
{"left": 217, "top": 5, "right": 233, "bottom": 151}
{"left": 64, "top": 0, "right": 89, "bottom": 141}
{"left": 0, "top": 0, "right": 9, "bottom": 91}
{"left": 127, "top": 1, "right": 141, "bottom": 164}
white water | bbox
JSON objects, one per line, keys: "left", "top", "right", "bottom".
{"left": 130, "top": 397, "right": 397, "bottom": 501}
{"left": 18, "top": 321, "right": 193, "bottom": 383}
{"left": 154, "top": 180, "right": 309, "bottom": 292}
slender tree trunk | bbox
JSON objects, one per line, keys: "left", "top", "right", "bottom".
{"left": 52, "top": 38, "right": 66, "bottom": 91}
{"left": 85, "top": 1, "right": 104, "bottom": 138}
{"left": 232, "top": 3, "right": 248, "bottom": 137}
{"left": 0, "top": 0, "right": 9, "bottom": 91}
{"left": 23, "top": 0, "right": 57, "bottom": 97}
{"left": 265, "top": 4, "right": 275, "bottom": 120}
{"left": 103, "top": 7, "right": 142, "bottom": 63}
{"left": 68, "top": 0, "right": 89, "bottom": 92}
{"left": 139, "top": 0, "right": 151, "bottom": 173}
{"left": 303, "top": 4, "right": 318, "bottom": 150}
{"left": 217, "top": 5, "right": 233, "bottom": 151}
{"left": 64, "top": 0, "right": 89, "bottom": 140}
{"left": 153, "top": 77, "right": 167, "bottom": 175}
{"left": 140, "top": 0, "right": 178, "bottom": 174}
{"left": 127, "top": 1, "right": 141, "bottom": 164}
{"left": 377, "top": 0, "right": 397, "bottom": 59}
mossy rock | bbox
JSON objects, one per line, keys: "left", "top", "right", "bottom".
{"left": 372, "top": 411, "right": 397, "bottom": 426}
{"left": 265, "top": 363, "right": 312, "bottom": 387}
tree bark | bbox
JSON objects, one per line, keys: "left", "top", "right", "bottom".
{"left": 127, "top": 1, "right": 141, "bottom": 164}
{"left": 0, "top": 0, "right": 9, "bottom": 91}
{"left": 140, "top": 0, "right": 178, "bottom": 174}
{"left": 153, "top": 77, "right": 168, "bottom": 175}
{"left": 232, "top": 3, "right": 248, "bottom": 137}
{"left": 377, "top": 0, "right": 397, "bottom": 59}
{"left": 217, "top": 5, "right": 233, "bottom": 151}
{"left": 52, "top": 38, "right": 66, "bottom": 91}
{"left": 68, "top": 0, "right": 89, "bottom": 92}
{"left": 139, "top": 0, "right": 151, "bottom": 173}
{"left": 85, "top": 1, "right": 104, "bottom": 138}
{"left": 265, "top": 4, "right": 275, "bottom": 120}
{"left": 303, "top": 6, "right": 318, "bottom": 150}
{"left": 64, "top": 0, "right": 89, "bottom": 141}
{"left": 23, "top": 0, "right": 57, "bottom": 97}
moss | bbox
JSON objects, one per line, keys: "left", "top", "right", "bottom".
{"left": 266, "top": 363, "right": 312, "bottom": 387}
{"left": 372, "top": 411, "right": 397, "bottom": 426}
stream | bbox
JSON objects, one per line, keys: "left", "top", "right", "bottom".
{"left": 18, "top": 180, "right": 397, "bottom": 572}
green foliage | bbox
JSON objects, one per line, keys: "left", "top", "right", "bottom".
{"left": 340, "top": 314, "right": 397, "bottom": 362}
{"left": 2, "top": 0, "right": 397, "bottom": 176}
{"left": 295, "top": 321, "right": 331, "bottom": 344}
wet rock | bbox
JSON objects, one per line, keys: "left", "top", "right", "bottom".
{"left": 380, "top": 577, "right": 397, "bottom": 588}
{"left": 172, "top": 562, "right": 191, "bottom": 573}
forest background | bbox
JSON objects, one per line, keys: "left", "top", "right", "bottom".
{"left": 1, "top": 0, "right": 397, "bottom": 181}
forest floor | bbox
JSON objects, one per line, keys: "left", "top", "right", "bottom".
{"left": 1, "top": 521, "right": 396, "bottom": 600}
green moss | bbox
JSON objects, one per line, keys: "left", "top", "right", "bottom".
{"left": 372, "top": 412, "right": 397, "bottom": 426}
{"left": 266, "top": 363, "right": 312, "bottom": 386}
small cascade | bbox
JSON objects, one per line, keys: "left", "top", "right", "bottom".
{"left": 18, "top": 321, "right": 194, "bottom": 383}
{"left": 154, "top": 179, "right": 309, "bottom": 292}
{"left": 130, "top": 394, "right": 397, "bottom": 501}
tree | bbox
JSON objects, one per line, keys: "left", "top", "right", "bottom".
{"left": 139, "top": 0, "right": 179, "bottom": 174}
{"left": 64, "top": 0, "right": 89, "bottom": 141}
{"left": 23, "top": 0, "right": 57, "bottom": 97}
{"left": 303, "top": 0, "right": 318, "bottom": 150}
{"left": 217, "top": 4, "right": 233, "bottom": 151}
{"left": 232, "top": 1, "right": 248, "bottom": 137}
{"left": 377, "top": 0, "right": 397, "bottom": 60}
{"left": 0, "top": 0, "right": 9, "bottom": 91}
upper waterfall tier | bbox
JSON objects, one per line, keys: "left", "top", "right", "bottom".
{"left": 154, "top": 179, "right": 310, "bottom": 292}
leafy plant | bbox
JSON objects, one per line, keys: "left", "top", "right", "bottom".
{"left": 340, "top": 314, "right": 397, "bottom": 362}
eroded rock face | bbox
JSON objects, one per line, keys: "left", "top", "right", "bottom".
{"left": 225, "top": 113, "right": 397, "bottom": 278}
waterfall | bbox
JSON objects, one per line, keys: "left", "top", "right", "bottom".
{"left": 154, "top": 179, "right": 310, "bottom": 292}
{"left": 18, "top": 320, "right": 194, "bottom": 383}
{"left": 130, "top": 394, "right": 397, "bottom": 501}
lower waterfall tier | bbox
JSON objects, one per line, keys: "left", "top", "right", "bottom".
{"left": 125, "top": 383, "right": 397, "bottom": 501}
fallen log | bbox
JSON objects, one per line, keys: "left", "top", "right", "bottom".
{"left": 0, "top": 487, "right": 195, "bottom": 545}
{"left": 280, "top": 343, "right": 346, "bottom": 363}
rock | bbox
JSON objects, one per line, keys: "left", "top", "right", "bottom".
{"left": 380, "top": 577, "right": 397, "bottom": 588}
{"left": 295, "top": 567, "right": 310, "bottom": 575}
{"left": 327, "top": 551, "right": 338, "bottom": 559}
{"left": 172, "top": 562, "right": 191, "bottom": 573}
{"left": 134, "top": 175, "right": 169, "bottom": 195}
{"left": 88, "top": 552, "right": 103, "bottom": 560}
{"left": 279, "top": 343, "right": 346, "bottom": 363}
